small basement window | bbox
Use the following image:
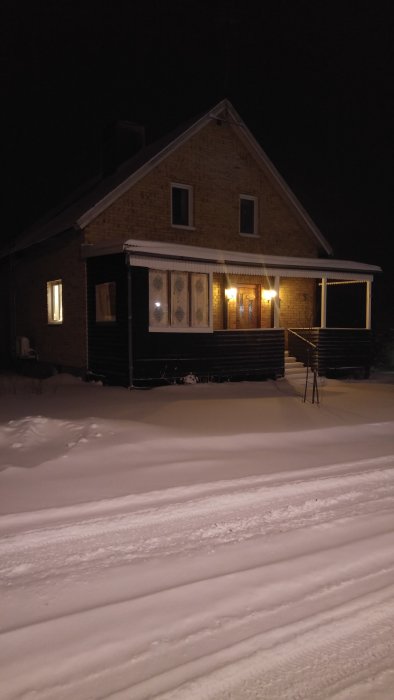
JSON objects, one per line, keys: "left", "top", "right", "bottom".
{"left": 171, "top": 184, "right": 193, "bottom": 227}
{"left": 95, "top": 282, "right": 116, "bottom": 322}
{"left": 240, "top": 195, "right": 258, "bottom": 235}
{"left": 47, "top": 280, "right": 63, "bottom": 324}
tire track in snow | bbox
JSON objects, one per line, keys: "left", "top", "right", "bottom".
{"left": 1, "top": 453, "right": 393, "bottom": 534}
{"left": 148, "top": 588, "right": 394, "bottom": 700}
{"left": 1, "top": 457, "right": 394, "bottom": 700}
{"left": 1, "top": 458, "right": 394, "bottom": 585}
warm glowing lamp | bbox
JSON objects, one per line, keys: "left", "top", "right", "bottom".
{"left": 225, "top": 287, "right": 237, "bottom": 302}
{"left": 262, "top": 289, "right": 277, "bottom": 302}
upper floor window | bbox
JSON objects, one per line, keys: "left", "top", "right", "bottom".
{"left": 47, "top": 280, "right": 63, "bottom": 324}
{"left": 171, "top": 184, "right": 193, "bottom": 227}
{"left": 240, "top": 195, "right": 258, "bottom": 236}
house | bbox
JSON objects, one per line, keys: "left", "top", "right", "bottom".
{"left": 0, "top": 100, "right": 381, "bottom": 386}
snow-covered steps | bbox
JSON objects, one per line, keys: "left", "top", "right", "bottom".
{"left": 285, "top": 351, "right": 307, "bottom": 382}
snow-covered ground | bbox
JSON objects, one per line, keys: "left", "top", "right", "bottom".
{"left": 1, "top": 372, "right": 394, "bottom": 699}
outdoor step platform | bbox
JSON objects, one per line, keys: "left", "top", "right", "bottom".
{"left": 285, "top": 353, "right": 307, "bottom": 378}
{"left": 285, "top": 366, "right": 306, "bottom": 377}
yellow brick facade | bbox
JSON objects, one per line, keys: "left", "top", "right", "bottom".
{"left": 279, "top": 278, "right": 316, "bottom": 329}
{"left": 84, "top": 121, "right": 319, "bottom": 259}
{"left": 212, "top": 273, "right": 316, "bottom": 331}
{"left": 13, "top": 234, "right": 87, "bottom": 369}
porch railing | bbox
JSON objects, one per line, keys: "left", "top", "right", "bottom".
{"left": 288, "top": 327, "right": 372, "bottom": 378}
{"left": 288, "top": 329, "right": 319, "bottom": 404}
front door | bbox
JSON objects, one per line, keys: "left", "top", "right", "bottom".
{"left": 236, "top": 285, "right": 260, "bottom": 329}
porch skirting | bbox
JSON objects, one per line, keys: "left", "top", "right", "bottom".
{"left": 132, "top": 329, "right": 285, "bottom": 385}
{"left": 288, "top": 328, "right": 373, "bottom": 378}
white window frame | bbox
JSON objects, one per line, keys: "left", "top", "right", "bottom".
{"left": 240, "top": 195, "right": 258, "bottom": 236}
{"left": 47, "top": 279, "right": 63, "bottom": 324}
{"left": 149, "top": 269, "right": 213, "bottom": 333}
{"left": 171, "top": 183, "right": 194, "bottom": 229}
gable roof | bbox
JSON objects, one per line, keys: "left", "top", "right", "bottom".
{"left": 4, "top": 99, "right": 333, "bottom": 257}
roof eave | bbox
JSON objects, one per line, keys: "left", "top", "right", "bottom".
{"left": 123, "top": 238, "right": 381, "bottom": 276}
{"left": 225, "top": 103, "right": 333, "bottom": 256}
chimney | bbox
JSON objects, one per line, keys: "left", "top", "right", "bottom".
{"left": 102, "top": 120, "right": 146, "bottom": 175}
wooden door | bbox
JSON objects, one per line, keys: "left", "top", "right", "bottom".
{"left": 236, "top": 285, "right": 260, "bottom": 329}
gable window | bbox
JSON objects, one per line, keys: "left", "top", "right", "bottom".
{"left": 149, "top": 269, "right": 210, "bottom": 331}
{"left": 171, "top": 184, "right": 193, "bottom": 227}
{"left": 240, "top": 195, "right": 258, "bottom": 236}
{"left": 95, "top": 282, "right": 116, "bottom": 322}
{"left": 47, "top": 280, "right": 63, "bottom": 324}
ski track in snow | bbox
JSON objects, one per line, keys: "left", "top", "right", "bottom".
{"left": 1, "top": 455, "right": 394, "bottom": 699}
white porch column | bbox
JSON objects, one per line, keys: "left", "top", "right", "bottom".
{"left": 366, "top": 280, "right": 372, "bottom": 330}
{"left": 320, "top": 276, "right": 327, "bottom": 328}
{"left": 273, "top": 276, "right": 280, "bottom": 328}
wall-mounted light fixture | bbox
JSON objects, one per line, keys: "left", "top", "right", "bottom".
{"left": 262, "top": 289, "right": 277, "bottom": 302}
{"left": 225, "top": 287, "right": 237, "bottom": 302}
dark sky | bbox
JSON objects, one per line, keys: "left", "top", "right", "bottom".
{"left": 2, "top": 0, "right": 393, "bottom": 278}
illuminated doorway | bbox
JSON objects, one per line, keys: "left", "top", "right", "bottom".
{"left": 236, "top": 285, "right": 260, "bottom": 329}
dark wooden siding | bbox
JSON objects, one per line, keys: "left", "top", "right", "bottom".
{"left": 87, "top": 254, "right": 129, "bottom": 384}
{"left": 131, "top": 267, "right": 284, "bottom": 385}
{"left": 288, "top": 328, "right": 372, "bottom": 377}
{"left": 133, "top": 329, "right": 285, "bottom": 384}
{"left": 87, "top": 261, "right": 373, "bottom": 386}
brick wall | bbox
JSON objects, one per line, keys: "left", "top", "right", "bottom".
{"left": 212, "top": 274, "right": 224, "bottom": 329}
{"left": 279, "top": 278, "right": 316, "bottom": 329}
{"left": 85, "top": 121, "right": 320, "bottom": 258}
{"left": 12, "top": 233, "right": 87, "bottom": 370}
{"left": 213, "top": 272, "right": 313, "bottom": 331}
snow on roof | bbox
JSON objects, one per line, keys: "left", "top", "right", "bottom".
{"left": 124, "top": 239, "right": 381, "bottom": 280}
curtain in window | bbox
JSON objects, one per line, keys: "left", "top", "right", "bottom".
{"left": 95, "top": 282, "right": 116, "bottom": 322}
{"left": 171, "top": 271, "right": 189, "bottom": 327}
{"left": 149, "top": 270, "right": 169, "bottom": 327}
{"left": 191, "top": 273, "right": 209, "bottom": 327}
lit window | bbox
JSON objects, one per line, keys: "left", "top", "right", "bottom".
{"left": 149, "top": 270, "right": 209, "bottom": 331}
{"left": 171, "top": 184, "right": 193, "bottom": 227}
{"left": 149, "top": 270, "right": 169, "bottom": 327}
{"left": 240, "top": 196, "right": 258, "bottom": 235}
{"left": 47, "top": 280, "right": 63, "bottom": 324}
{"left": 95, "top": 282, "right": 116, "bottom": 322}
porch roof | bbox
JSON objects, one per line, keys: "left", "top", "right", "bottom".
{"left": 124, "top": 239, "right": 381, "bottom": 281}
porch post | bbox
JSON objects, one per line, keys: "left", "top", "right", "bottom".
{"left": 320, "top": 276, "right": 327, "bottom": 328}
{"left": 366, "top": 280, "right": 372, "bottom": 330}
{"left": 273, "top": 276, "right": 280, "bottom": 328}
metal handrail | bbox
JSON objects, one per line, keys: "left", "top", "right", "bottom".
{"left": 288, "top": 329, "right": 319, "bottom": 404}
{"left": 287, "top": 328, "right": 317, "bottom": 350}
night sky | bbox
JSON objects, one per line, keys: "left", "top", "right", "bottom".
{"left": 2, "top": 0, "right": 393, "bottom": 324}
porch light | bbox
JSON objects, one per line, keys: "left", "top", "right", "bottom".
{"left": 262, "top": 289, "right": 277, "bottom": 302}
{"left": 225, "top": 287, "right": 237, "bottom": 302}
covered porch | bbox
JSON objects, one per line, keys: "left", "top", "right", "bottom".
{"left": 124, "top": 240, "right": 381, "bottom": 385}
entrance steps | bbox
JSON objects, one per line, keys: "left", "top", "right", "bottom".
{"left": 284, "top": 351, "right": 307, "bottom": 382}
{"left": 284, "top": 352, "right": 325, "bottom": 391}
